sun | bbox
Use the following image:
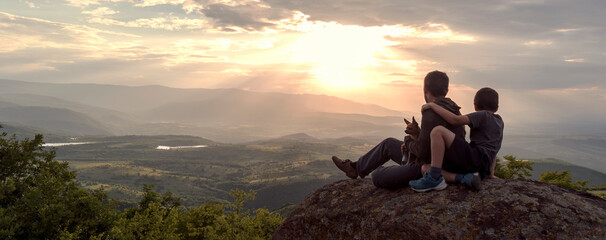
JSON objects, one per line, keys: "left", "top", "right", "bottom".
{"left": 289, "top": 22, "right": 394, "bottom": 90}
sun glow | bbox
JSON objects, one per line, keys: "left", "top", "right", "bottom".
{"left": 284, "top": 18, "right": 476, "bottom": 92}
{"left": 289, "top": 22, "right": 396, "bottom": 90}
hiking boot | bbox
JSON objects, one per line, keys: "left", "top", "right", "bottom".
{"left": 409, "top": 172, "right": 447, "bottom": 192}
{"left": 461, "top": 173, "right": 481, "bottom": 191}
{"left": 332, "top": 156, "right": 358, "bottom": 179}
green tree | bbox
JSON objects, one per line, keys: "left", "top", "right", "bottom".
{"left": 112, "top": 187, "right": 283, "bottom": 240}
{"left": 201, "top": 189, "right": 283, "bottom": 240}
{"left": 539, "top": 170, "right": 589, "bottom": 191}
{"left": 494, "top": 155, "right": 534, "bottom": 179}
{"left": 0, "top": 128, "right": 117, "bottom": 239}
{"left": 109, "top": 184, "right": 183, "bottom": 240}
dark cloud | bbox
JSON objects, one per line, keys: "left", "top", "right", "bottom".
{"left": 201, "top": 4, "right": 273, "bottom": 31}
{"left": 197, "top": 2, "right": 292, "bottom": 31}
{"left": 266, "top": 0, "right": 606, "bottom": 38}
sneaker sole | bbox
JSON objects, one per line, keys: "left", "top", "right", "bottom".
{"left": 411, "top": 180, "right": 448, "bottom": 192}
{"left": 471, "top": 175, "right": 482, "bottom": 190}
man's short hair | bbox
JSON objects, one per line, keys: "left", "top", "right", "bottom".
{"left": 424, "top": 71, "right": 449, "bottom": 97}
{"left": 474, "top": 87, "right": 499, "bottom": 111}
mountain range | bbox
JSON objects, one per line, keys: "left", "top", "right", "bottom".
{"left": 0, "top": 79, "right": 410, "bottom": 142}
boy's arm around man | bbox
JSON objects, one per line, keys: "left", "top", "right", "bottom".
{"left": 404, "top": 98, "right": 466, "bottom": 163}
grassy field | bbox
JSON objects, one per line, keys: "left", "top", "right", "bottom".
{"left": 51, "top": 134, "right": 370, "bottom": 209}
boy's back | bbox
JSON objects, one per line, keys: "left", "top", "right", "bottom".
{"left": 467, "top": 111, "right": 504, "bottom": 165}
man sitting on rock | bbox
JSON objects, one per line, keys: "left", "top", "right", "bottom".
{"left": 409, "top": 87, "right": 503, "bottom": 192}
{"left": 332, "top": 70, "right": 466, "bottom": 188}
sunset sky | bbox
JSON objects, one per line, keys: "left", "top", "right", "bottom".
{"left": 1, "top": 0, "right": 606, "bottom": 133}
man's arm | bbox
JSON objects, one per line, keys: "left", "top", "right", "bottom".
{"left": 404, "top": 109, "right": 443, "bottom": 162}
{"left": 422, "top": 103, "right": 470, "bottom": 126}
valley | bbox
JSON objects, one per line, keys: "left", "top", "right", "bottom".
{"left": 1, "top": 78, "right": 605, "bottom": 210}
{"left": 34, "top": 134, "right": 606, "bottom": 211}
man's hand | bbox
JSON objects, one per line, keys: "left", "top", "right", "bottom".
{"left": 401, "top": 143, "right": 406, "bottom": 155}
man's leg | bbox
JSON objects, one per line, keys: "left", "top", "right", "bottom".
{"left": 409, "top": 126, "right": 454, "bottom": 192}
{"left": 355, "top": 138, "right": 404, "bottom": 178}
{"left": 372, "top": 163, "right": 423, "bottom": 189}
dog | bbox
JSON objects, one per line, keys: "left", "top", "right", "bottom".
{"left": 403, "top": 117, "right": 420, "bottom": 165}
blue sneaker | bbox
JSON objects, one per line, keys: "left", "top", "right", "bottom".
{"left": 460, "top": 173, "right": 481, "bottom": 190}
{"left": 409, "top": 172, "right": 447, "bottom": 192}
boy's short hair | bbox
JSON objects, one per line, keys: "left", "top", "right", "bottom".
{"left": 424, "top": 71, "right": 449, "bottom": 97}
{"left": 474, "top": 87, "right": 499, "bottom": 111}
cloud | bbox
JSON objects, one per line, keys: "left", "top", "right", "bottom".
{"left": 64, "top": 0, "right": 130, "bottom": 8}
{"left": 87, "top": 16, "right": 208, "bottom": 30}
{"left": 82, "top": 7, "right": 119, "bottom": 17}
{"left": 535, "top": 86, "right": 605, "bottom": 98}
{"left": 22, "top": 0, "right": 37, "bottom": 8}
{"left": 201, "top": 4, "right": 264, "bottom": 31}
{"left": 524, "top": 40, "right": 553, "bottom": 47}
{"left": 0, "top": 11, "right": 139, "bottom": 52}
{"left": 0, "top": 11, "right": 150, "bottom": 79}
{"left": 563, "top": 58, "right": 586, "bottom": 63}
{"left": 134, "top": 0, "right": 187, "bottom": 7}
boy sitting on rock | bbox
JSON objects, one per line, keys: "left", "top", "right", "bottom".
{"left": 409, "top": 87, "right": 503, "bottom": 192}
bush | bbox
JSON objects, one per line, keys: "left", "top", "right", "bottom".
{"left": 110, "top": 187, "right": 283, "bottom": 240}
{"left": 494, "top": 155, "right": 533, "bottom": 179}
{"left": 539, "top": 170, "right": 589, "bottom": 191}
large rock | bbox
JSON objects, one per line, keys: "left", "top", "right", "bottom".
{"left": 273, "top": 178, "right": 606, "bottom": 239}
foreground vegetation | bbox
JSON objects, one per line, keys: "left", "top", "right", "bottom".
{"left": 0, "top": 130, "right": 283, "bottom": 239}
{"left": 495, "top": 155, "right": 605, "bottom": 199}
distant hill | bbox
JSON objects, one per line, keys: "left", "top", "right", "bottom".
{"left": 0, "top": 79, "right": 409, "bottom": 142}
{"left": 0, "top": 79, "right": 403, "bottom": 117}
{"left": 0, "top": 104, "right": 112, "bottom": 136}
{"left": 0, "top": 93, "right": 139, "bottom": 132}
{"left": 0, "top": 122, "right": 60, "bottom": 140}
{"left": 529, "top": 158, "right": 606, "bottom": 186}
{"left": 501, "top": 134, "right": 606, "bottom": 175}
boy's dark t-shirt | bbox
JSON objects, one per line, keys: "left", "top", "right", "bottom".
{"left": 467, "top": 111, "right": 504, "bottom": 164}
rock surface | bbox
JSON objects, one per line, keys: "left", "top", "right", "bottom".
{"left": 273, "top": 178, "right": 606, "bottom": 240}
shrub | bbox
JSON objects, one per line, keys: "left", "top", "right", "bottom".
{"left": 539, "top": 170, "right": 589, "bottom": 191}
{"left": 494, "top": 155, "right": 533, "bottom": 179}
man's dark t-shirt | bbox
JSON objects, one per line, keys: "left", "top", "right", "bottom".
{"left": 404, "top": 97, "right": 466, "bottom": 163}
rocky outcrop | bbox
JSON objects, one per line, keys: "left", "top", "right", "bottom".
{"left": 273, "top": 178, "right": 606, "bottom": 240}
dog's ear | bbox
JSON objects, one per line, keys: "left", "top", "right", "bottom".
{"left": 412, "top": 116, "right": 417, "bottom": 124}
{"left": 404, "top": 118, "right": 411, "bottom": 125}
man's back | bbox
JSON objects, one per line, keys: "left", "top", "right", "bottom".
{"left": 406, "top": 97, "right": 466, "bottom": 163}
